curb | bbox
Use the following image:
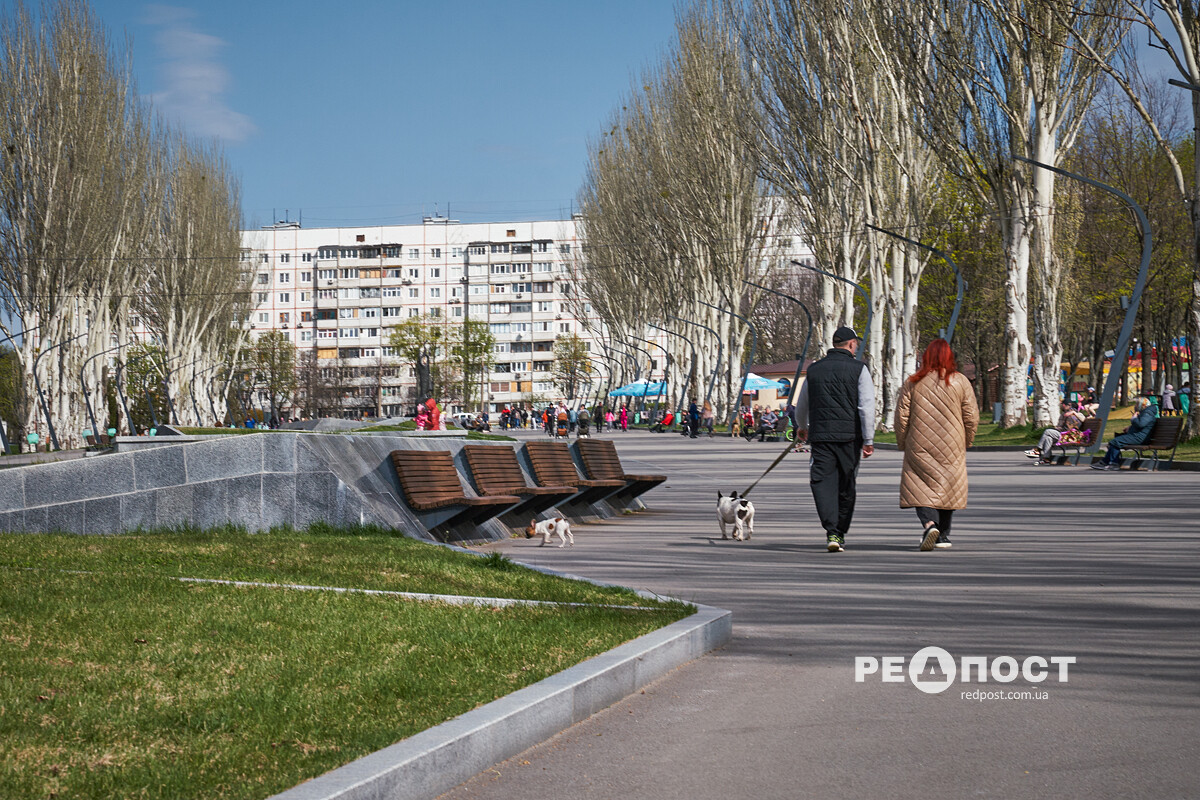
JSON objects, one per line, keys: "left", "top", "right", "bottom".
{"left": 268, "top": 601, "right": 732, "bottom": 800}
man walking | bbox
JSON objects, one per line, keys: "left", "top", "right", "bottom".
{"left": 791, "top": 326, "right": 875, "bottom": 552}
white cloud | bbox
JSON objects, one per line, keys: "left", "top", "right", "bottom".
{"left": 145, "top": 5, "right": 255, "bottom": 142}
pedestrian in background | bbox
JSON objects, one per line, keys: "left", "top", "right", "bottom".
{"left": 893, "top": 338, "right": 979, "bottom": 551}
{"left": 791, "top": 326, "right": 875, "bottom": 552}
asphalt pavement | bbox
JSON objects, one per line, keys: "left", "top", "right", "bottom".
{"left": 438, "top": 426, "right": 1199, "bottom": 800}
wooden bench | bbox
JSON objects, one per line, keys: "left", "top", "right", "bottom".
{"left": 574, "top": 438, "right": 667, "bottom": 504}
{"left": 1047, "top": 417, "right": 1103, "bottom": 466}
{"left": 523, "top": 440, "right": 626, "bottom": 507}
{"left": 389, "top": 449, "right": 520, "bottom": 533}
{"left": 461, "top": 444, "right": 577, "bottom": 521}
{"left": 1117, "top": 415, "right": 1185, "bottom": 471}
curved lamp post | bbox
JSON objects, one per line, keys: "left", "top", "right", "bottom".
{"left": 161, "top": 357, "right": 201, "bottom": 426}
{"left": 1015, "top": 156, "right": 1152, "bottom": 450}
{"left": 667, "top": 314, "right": 723, "bottom": 416}
{"left": 79, "top": 342, "right": 127, "bottom": 444}
{"left": 792, "top": 259, "right": 871, "bottom": 361}
{"left": 864, "top": 224, "right": 964, "bottom": 345}
{"left": 696, "top": 300, "right": 758, "bottom": 432}
{"left": 649, "top": 322, "right": 697, "bottom": 424}
{"left": 0, "top": 325, "right": 39, "bottom": 454}
{"left": 33, "top": 331, "right": 88, "bottom": 451}
{"left": 743, "top": 279, "right": 813, "bottom": 404}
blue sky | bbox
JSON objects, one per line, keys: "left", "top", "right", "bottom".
{"left": 83, "top": 1, "right": 681, "bottom": 227}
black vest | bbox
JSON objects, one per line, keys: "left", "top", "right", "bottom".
{"left": 806, "top": 348, "right": 865, "bottom": 442}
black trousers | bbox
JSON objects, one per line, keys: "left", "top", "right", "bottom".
{"left": 915, "top": 507, "right": 954, "bottom": 538}
{"left": 809, "top": 440, "right": 862, "bottom": 537}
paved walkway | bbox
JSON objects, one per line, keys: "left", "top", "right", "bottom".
{"left": 440, "top": 428, "right": 1199, "bottom": 800}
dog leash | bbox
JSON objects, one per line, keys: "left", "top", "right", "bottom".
{"left": 741, "top": 439, "right": 801, "bottom": 498}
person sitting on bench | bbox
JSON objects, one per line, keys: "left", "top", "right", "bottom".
{"left": 758, "top": 408, "right": 779, "bottom": 441}
{"left": 1091, "top": 396, "right": 1157, "bottom": 471}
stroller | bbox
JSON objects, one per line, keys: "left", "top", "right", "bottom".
{"left": 577, "top": 410, "right": 591, "bottom": 438}
{"left": 556, "top": 410, "right": 569, "bottom": 438}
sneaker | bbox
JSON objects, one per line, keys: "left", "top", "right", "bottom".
{"left": 1105, "top": 463, "right": 1121, "bottom": 470}
{"left": 1024, "top": 449, "right": 1040, "bottom": 459}
{"left": 1089, "top": 462, "right": 1109, "bottom": 470}
{"left": 826, "top": 534, "right": 844, "bottom": 552}
{"left": 934, "top": 534, "right": 952, "bottom": 549}
{"left": 920, "top": 525, "right": 940, "bottom": 552}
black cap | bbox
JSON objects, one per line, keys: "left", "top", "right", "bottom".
{"left": 832, "top": 326, "right": 859, "bottom": 344}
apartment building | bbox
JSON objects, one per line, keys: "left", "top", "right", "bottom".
{"left": 240, "top": 216, "right": 605, "bottom": 418}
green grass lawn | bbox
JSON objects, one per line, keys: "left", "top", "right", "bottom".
{"left": 0, "top": 525, "right": 691, "bottom": 800}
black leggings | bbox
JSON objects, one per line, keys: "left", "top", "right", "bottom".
{"left": 915, "top": 507, "right": 954, "bottom": 538}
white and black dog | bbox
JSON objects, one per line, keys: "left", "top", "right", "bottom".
{"left": 717, "top": 491, "right": 755, "bottom": 541}
{"left": 526, "top": 516, "right": 574, "bottom": 548}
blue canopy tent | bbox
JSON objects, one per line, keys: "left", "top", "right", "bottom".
{"left": 741, "top": 373, "right": 786, "bottom": 392}
{"left": 608, "top": 379, "right": 667, "bottom": 397}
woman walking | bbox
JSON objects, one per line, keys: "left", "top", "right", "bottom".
{"left": 894, "top": 339, "right": 979, "bottom": 551}
{"left": 619, "top": 405, "right": 629, "bottom": 432}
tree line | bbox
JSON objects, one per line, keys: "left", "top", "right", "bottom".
{"left": 0, "top": 0, "right": 249, "bottom": 447}
{"left": 578, "top": 0, "right": 1200, "bottom": 438}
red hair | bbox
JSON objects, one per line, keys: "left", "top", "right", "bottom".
{"left": 909, "top": 339, "right": 958, "bottom": 385}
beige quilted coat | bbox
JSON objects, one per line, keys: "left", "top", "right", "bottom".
{"left": 894, "top": 372, "right": 979, "bottom": 509}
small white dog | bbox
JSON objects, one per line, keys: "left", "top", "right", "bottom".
{"left": 717, "top": 491, "right": 755, "bottom": 541}
{"left": 526, "top": 516, "right": 574, "bottom": 548}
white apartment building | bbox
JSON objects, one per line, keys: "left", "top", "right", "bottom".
{"left": 240, "top": 216, "right": 604, "bottom": 417}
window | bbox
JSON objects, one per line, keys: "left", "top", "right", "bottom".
{"left": 510, "top": 341, "right": 532, "bottom": 353}
{"left": 360, "top": 287, "right": 380, "bottom": 298}
{"left": 338, "top": 308, "right": 357, "bottom": 319}
{"left": 535, "top": 381, "right": 554, "bottom": 392}
{"left": 408, "top": 248, "right": 420, "bottom": 259}
{"left": 469, "top": 285, "right": 486, "bottom": 296}
{"left": 318, "top": 269, "right": 336, "bottom": 280}
{"left": 490, "top": 303, "right": 510, "bottom": 314}
{"left": 491, "top": 243, "right": 509, "bottom": 253}
{"left": 257, "top": 273, "right": 269, "bottom": 285}
{"left": 300, "top": 330, "right": 313, "bottom": 341}
{"left": 494, "top": 342, "right": 510, "bottom": 354}
{"left": 559, "top": 244, "right": 571, "bottom": 254}
{"left": 279, "top": 273, "right": 291, "bottom": 284}
{"left": 510, "top": 303, "right": 531, "bottom": 313}
{"left": 299, "top": 291, "right": 309, "bottom": 302}
{"left": 257, "top": 312, "right": 268, "bottom": 324}
{"left": 387, "top": 269, "right": 403, "bottom": 278}
{"left": 239, "top": 250, "right": 250, "bottom": 262}
{"left": 339, "top": 247, "right": 357, "bottom": 258}
{"left": 301, "top": 311, "right": 313, "bottom": 322}
{"left": 361, "top": 347, "right": 379, "bottom": 358}
{"left": 506, "top": 230, "right": 516, "bottom": 237}
{"left": 468, "top": 245, "right": 486, "bottom": 256}
{"left": 300, "top": 271, "right": 312, "bottom": 282}
{"left": 452, "top": 247, "right": 464, "bottom": 258}
{"left": 408, "top": 288, "right": 419, "bottom": 298}
{"left": 317, "top": 288, "right": 336, "bottom": 299}
{"left": 493, "top": 363, "right": 511, "bottom": 373}
{"left": 318, "top": 329, "right": 337, "bottom": 339}
{"left": 317, "top": 247, "right": 336, "bottom": 259}
{"left": 535, "top": 262, "right": 553, "bottom": 272}
{"left": 536, "top": 301, "right": 552, "bottom": 312}
{"left": 338, "top": 288, "right": 359, "bottom": 300}
{"left": 512, "top": 322, "right": 530, "bottom": 332}
{"left": 382, "top": 287, "right": 403, "bottom": 297}
{"left": 428, "top": 308, "right": 440, "bottom": 317}
{"left": 468, "top": 303, "right": 486, "bottom": 315}
{"left": 407, "top": 267, "right": 420, "bottom": 279}
{"left": 559, "top": 323, "right": 571, "bottom": 332}
{"left": 468, "top": 264, "right": 486, "bottom": 277}
{"left": 384, "top": 246, "right": 400, "bottom": 257}
{"left": 491, "top": 264, "right": 510, "bottom": 275}
{"left": 489, "top": 323, "right": 510, "bottom": 334}
{"left": 280, "top": 253, "right": 291, "bottom": 263}
{"left": 361, "top": 307, "right": 379, "bottom": 319}
{"left": 430, "top": 248, "right": 441, "bottom": 258}
{"left": 533, "top": 281, "right": 552, "bottom": 293}
{"left": 490, "top": 382, "right": 511, "bottom": 393}
{"left": 429, "top": 287, "right": 441, "bottom": 298}
{"left": 534, "top": 321, "right": 551, "bottom": 332}
{"left": 534, "top": 242, "right": 549, "bottom": 252}
{"left": 450, "top": 286, "right": 462, "bottom": 298}
{"left": 533, "top": 360, "right": 552, "bottom": 371}
{"left": 382, "top": 307, "right": 402, "bottom": 317}
{"left": 511, "top": 361, "right": 528, "bottom": 372}
{"left": 279, "top": 312, "right": 290, "bottom": 324}
{"left": 316, "top": 310, "right": 336, "bottom": 321}
{"left": 340, "top": 328, "right": 359, "bottom": 338}
{"left": 491, "top": 284, "right": 508, "bottom": 294}
{"left": 256, "top": 292, "right": 268, "bottom": 303}
{"left": 511, "top": 283, "right": 530, "bottom": 293}
{"left": 363, "top": 328, "right": 379, "bottom": 337}
{"left": 408, "top": 308, "right": 420, "bottom": 318}
{"left": 340, "top": 268, "right": 358, "bottom": 279}
{"left": 279, "top": 292, "right": 291, "bottom": 303}
{"left": 430, "top": 267, "right": 440, "bottom": 278}
{"left": 453, "top": 306, "right": 463, "bottom": 317}
{"left": 302, "top": 252, "right": 313, "bottom": 262}
{"left": 261, "top": 254, "right": 269, "bottom": 263}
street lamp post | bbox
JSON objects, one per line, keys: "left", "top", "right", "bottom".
{"left": 696, "top": 300, "right": 758, "bottom": 433}
{"left": 1015, "top": 155, "right": 1152, "bottom": 450}
{"left": 33, "top": 331, "right": 88, "bottom": 451}
{"left": 792, "top": 259, "right": 871, "bottom": 361}
{"left": 666, "top": 314, "right": 723, "bottom": 418}
{"left": 649, "top": 323, "right": 697, "bottom": 425}
{"left": 0, "top": 325, "right": 39, "bottom": 455}
{"left": 79, "top": 342, "right": 127, "bottom": 445}
{"left": 642, "top": 337, "right": 671, "bottom": 420}
{"left": 864, "top": 224, "right": 964, "bottom": 345}
{"left": 743, "top": 279, "right": 813, "bottom": 405}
